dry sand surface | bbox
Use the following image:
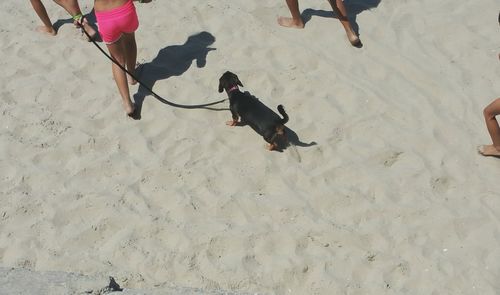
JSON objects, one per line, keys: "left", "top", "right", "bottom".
{"left": 1, "top": 0, "right": 500, "bottom": 294}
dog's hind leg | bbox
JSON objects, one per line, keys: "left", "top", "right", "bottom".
{"left": 265, "top": 131, "right": 282, "bottom": 151}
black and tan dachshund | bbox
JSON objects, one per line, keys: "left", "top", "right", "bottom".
{"left": 218, "top": 71, "right": 289, "bottom": 151}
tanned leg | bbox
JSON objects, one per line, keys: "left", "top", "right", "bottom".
{"left": 479, "top": 98, "right": 500, "bottom": 157}
{"left": 106, "top": 38, "right": 136, "bottom": 116}
{"left": 278, "top": 0, "right": 305, "bottom": 28}
{"left": 327, "top": 0, "right": 360, "bottom": 46}
{"left": 30, "top": 0, "right": 57, "bottom": 35}
{"left": 122, "top": 32, "right": 138, "bottom": 85}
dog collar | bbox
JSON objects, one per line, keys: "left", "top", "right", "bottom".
{"left": 228, "top": 85, "right": 239, "bottom": 92}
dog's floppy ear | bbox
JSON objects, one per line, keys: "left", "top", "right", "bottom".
{"left": 218, "top": 80, "right": 224, "bottom": 93}
{"left": 229, "top": 71, "right": 243, "bottom": 88}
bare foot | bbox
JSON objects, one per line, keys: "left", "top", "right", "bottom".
{"left": 36, "top": 25, "right": 56, "bottom": 36}
{"left": 348, "top": 35, "right": 361, "bottom": 47}
{"left": 128, "top": 74, "right": 137, "bottom": 85}
{"left": 123, "top": 101, "right": 136, "bottom": 117}
{"left": 126, "top": 103, "right": 141, "bottom": 120}
{"left": 277, "top": 16, "right": 304, "bottom": 29}
{"left": 345, "top": 30, "right": 361, "bottom": 47}
{"left": 478, "top": 145, "right": 500, "bottom": 157}
{"left": 226, "top": 120, "right": 237, "bottom": 126}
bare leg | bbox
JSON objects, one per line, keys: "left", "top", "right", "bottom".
{"left": 122, "top": 32, "right": 138, "bottom": 85}
{"left": 327, "top": 0, "right": 360, "bottom": 46}
{"left": 53, "top": 0, "right": 97, "bottom": 39}
{"left": 30, "top": 0, "right": 57, "bottom": 36}
{"left": 278, "top": 0, "right": 305, "bottom": 28}
{"left": 106, "top": 38, "right": 135, "bottom": 116}
{"left": 479, "top": 98, "right": 500, "bottom": 156}
{"left": 74, "top": 17, "right": 98, "bottom": 41}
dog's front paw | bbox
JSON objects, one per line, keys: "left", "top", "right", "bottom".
{"left": 268, "top": 143, "right": 278, "bottom": 151}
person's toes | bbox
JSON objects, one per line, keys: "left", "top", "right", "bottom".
{"left": 477, "top": 145, "right": 500, "bottom": 157}
{"left": 127, "top": 105, "right": 140, "bottom": 120}
{"left": 347, "top": 33, "right": 362, "bottom": 47}
{"left": 478, "top": 145, "right": 486, "bottom": 155}
{"left": 36, "top": 25, "right": 56, "bottom": 36}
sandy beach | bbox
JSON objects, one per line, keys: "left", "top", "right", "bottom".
{"left": 1, "top": 0, "right": 500, "bottom": 294}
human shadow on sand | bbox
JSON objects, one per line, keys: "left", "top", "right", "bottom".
{"left": 301, "top": 0, "right": 381, "bottom": 45}
{"left": 231, "top": 92, "right": 316, "bottom": 153}
{"left": 133, "top": 31, "right": 222, "bottom": 118}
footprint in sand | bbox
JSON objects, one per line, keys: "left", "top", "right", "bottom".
{"left": 206, "top": 236, "right": 226, "bottom": 265}
{"left": 383, "top": 261, "right": 411, "bottom": 290}
{"left": 430, "top": 177, "right": 450, "bottom": 194}
{"left": 382, "top": 151, "right": 404, "bottom": 167}
{"left": 242, "top": 254, "right": 259, "bottom": 273}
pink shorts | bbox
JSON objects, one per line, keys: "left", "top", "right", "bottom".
{"left": 95, "top": 0, "right": 139, "bottom": 44}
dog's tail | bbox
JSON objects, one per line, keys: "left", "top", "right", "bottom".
{"left": 277, "top": 105, "right": 289, "bottom": 125}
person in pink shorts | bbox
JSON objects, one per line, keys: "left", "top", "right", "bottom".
{"left": 94, "top": 0, "right": 151, "bottom": 117}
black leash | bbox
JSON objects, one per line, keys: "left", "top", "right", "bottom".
{"left": 78, "top": 17, "right": 226, "bottom": 109}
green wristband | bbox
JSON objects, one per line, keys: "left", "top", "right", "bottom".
{"left": 72, "top": 13, "right": 83, "bottom": 21}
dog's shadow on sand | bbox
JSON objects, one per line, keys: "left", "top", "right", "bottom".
{"left": 284, "top": 127, "right": 317, "bottom": 150}
{"left": 236, "top": 92, "right": 317, "bottom": 153}
{"left": 133, "top": 31, "right": 217, "bottom": 118}
{"left": 301, "top": 0, "right": 381, "bottom": 43}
